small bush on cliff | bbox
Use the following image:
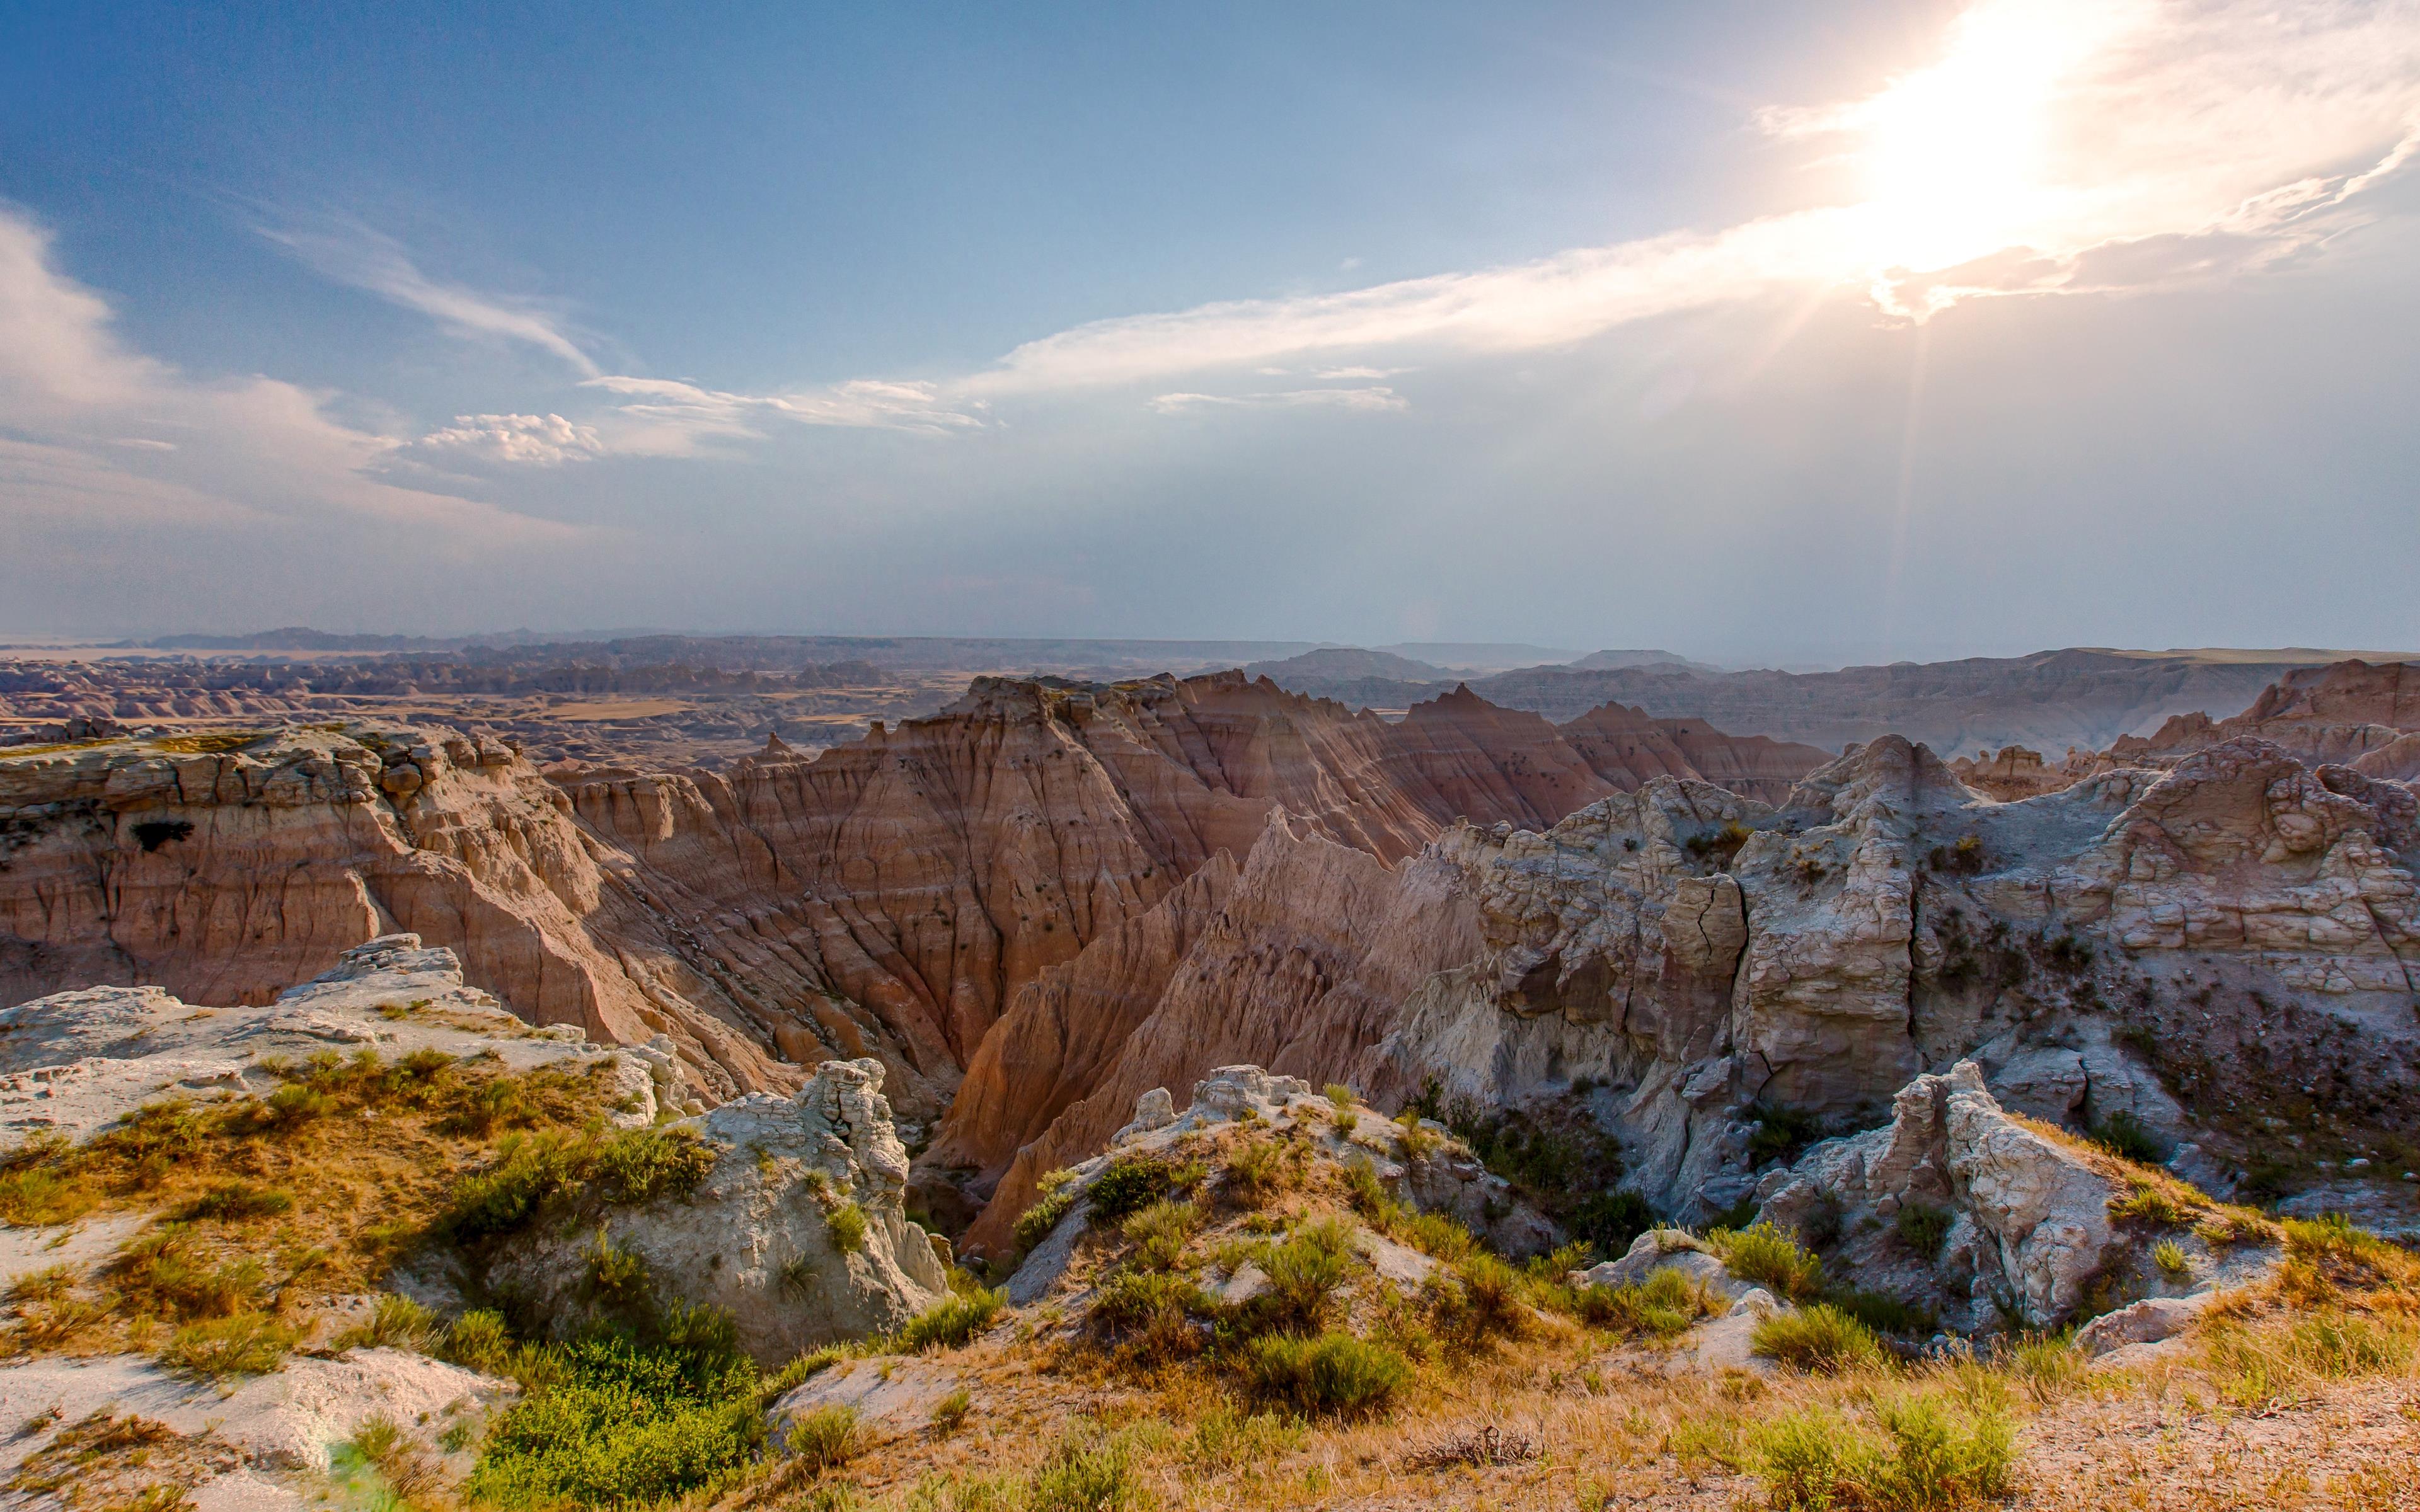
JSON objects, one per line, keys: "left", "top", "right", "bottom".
{"left": 1080, "top": 1150, "right": 1204, "bottom": 1225}
{"left": 1753, "top": 1305, "right": 1884, "bottom": 1375}
{"left": 2089, "top": 1109, "right": 2166, "bottom": 1165}
{"left": 1895, "top": 1203, "right": 1954, "bottom": 1260}
{"left": 1711, "top": 1222, "right": 1826, "bottom": 1301}
{"left": 444, "top": 1125, "right": 715, "bottom": 1242}
{"left": 1243, "top": 1332, "right": 1410, "bottom": 1420}
{"left": 1013, "top": 1171, "right": 1080, "bottom": 1252}
{"left": 1751, "top": 1392, "right": 2014, "bottom": 1511}
{"left": 825, "top": 1200, "right": 869, "bottom": 1254}
{"left": 894, "top": 1288, "right": 1005, "bottom": 1353}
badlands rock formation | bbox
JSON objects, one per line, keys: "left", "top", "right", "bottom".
{"left": 480, "top": 1056, "right": 950, "bottom": 1363}
{"left": 0, "top": 934, "right": 664, "bottom": 1152}
{"left": 944, "top": 717, "right": 2417, "bottom": 1252}
{"left": 1003, "top": 1065, "right": 1553, "bottom": 1305}
{"left": 2114, "top": 659, "right": 2420, "bottom": 781}
{"left": 0, "top": 672, "right": 1811, "bottom": 1130}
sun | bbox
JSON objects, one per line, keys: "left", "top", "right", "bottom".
{"left": 1849, "top": 0, "right": 2142, "bottom": 272}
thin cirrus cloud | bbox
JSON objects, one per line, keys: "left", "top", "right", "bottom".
{"left": 177, "top": 0, "right": 2420, "bottom": 487}
{"left": 333, "top": 1, "right": 2420, "bottom": 463}
{"left": 1148, "top": 386, "right": 1409, "bottom": 415}
{"left": 258, "top": 212, "right": 604, "bottom": 377}
{"left": 957, "top": 0, "right": 2420, "bottom": 395}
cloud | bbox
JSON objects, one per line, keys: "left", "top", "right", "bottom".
{"left": 928, "top": 0, "right": 2420, "bottom": 396}
{"left": 414, "top": 412, "right": 606, "bottom": 466}
{"left": 1148, "top": 386, "right": 1409, "bottom": 415}
{"left": 260, "top": 214, "right": 602, "bottom": 376}
{"left": 576, "top": 374, "right": 983, "bottom": 453}
{"left": 0, "top": 203, "right": 582, "bottom": 544}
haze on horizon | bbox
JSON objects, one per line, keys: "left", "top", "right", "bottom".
{"left": 4, "top": 1, "right": 2417, "bottom": 665}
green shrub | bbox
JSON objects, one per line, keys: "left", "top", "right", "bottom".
{"left": 1894, "top": 1203, "right": 1953, "bottom": 1261}
{"left": 442, "top": 1126, "right": 717, "bottom": 1242}
{"left": 464, "top": 1327, "right": 763, "bottom": 1508}
{"left": 1243, "top": 1331, "right": 1410, "bottom": 1420}
{"left": 1829, "top": 1289, "right": 1935, "bottom": 1339}
{"left": 159, "top": 1312, "right": 301, "bottom": 1378}
{"left": 1564, "top": 1189, "right": 1656, "bottom": 1255}
{"left": 1089, "top": 1152, "right": 1202, "bottom": 1222}
{"left": 1325, "top": 1082, "right": 1357, "bottom": 1111}
{"left": 760, "top": 1343, "right": 853, "bottom": 1405}
{"left": 1711, "top": 1222, "right": 1825, "bottom": 1300}
{"left": 2153, "top": 1239, "right": 2191, "bottom": 1278}
{"left": 895, "top": 1288, "right": 1005, "bottom": 1352}
{"left": 1121, "top": 1198, "right": 1201, "bottom": 1271}
{"left": 2090, "top": 1110, "right": 2165, "bottom": 1165}
{"left": 1238, "top": 1220, "right": 1354, "bottom": 1338}
{"left": 1013, "top": 1185, "right": 1079, "bottom": 1252}
{"left": 1090, "top": 1268, "right": 1213, "bottom": 1360}
{"left": 333, "top": 1293, "right": 442, "bottom": 1353}
{"left": 1751, "top": 1394, "right": 2013, "bottom": 1511}
{"left": 1747, "top": 1105, "right": 1823, "bottom": 1167}
{"left": 781, "top": 1404, "right": 863, "bottom": 1471}
{"left": 1224, "top": 1138, "right": 1295, "bottom": 1205}
{"left": 1572, "top": 1267, "right": 1714, "bottom": 1337}
{"left": 930, "top": 1387, "right": 972, "bottom": 1435}
{"left": 1023, "top": 1428, "right": 1153, "bottom": 1512}
{"left": 0, "top": 1164, "right": 98, "bottom": 1227}
{"left": 1427, "top": 1251, "right": 1531, "bottom": 1346}
{"left": 442, "top": 1310, "right": 516, "bottom": 1375}
{"left": 825, "top": 1200, "right": 869, "bottom": 1254}
{"left": 110, "top": 1225, "right": 266, "bottom": 1320}
{"left": 2005, "top": 1334, "right": 2087, "bottom": 1403}
{"left": 176, "top": 1179, "right": 295, "bottom": 1222}
{"left": 1752, "top": 1304, "right": 1883, "bottom": 1375}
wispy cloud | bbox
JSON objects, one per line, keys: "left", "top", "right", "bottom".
{"left": 577, "top": 375, "right": 983, "bottom": 454}
{"left": 0, "top": 204, "right": 584, "bottom": 541}
{"left": 260, "top": 214, "right": 602, "bottom": 376}
{"left": 1148, "top": 386, "right": 1409, "bottom": 415}
{"left": 931, "top": 0, "right": 2420, "bottom": 396}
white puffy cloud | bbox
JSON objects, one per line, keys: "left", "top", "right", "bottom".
{"left": 414, "top": 412, "right": 606, "bottom": 466}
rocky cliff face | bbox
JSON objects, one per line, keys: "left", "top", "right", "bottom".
{"left": 1354, "top": 733, "right": 2420, "bottom": 1225}
{"left": 6, "top": 673, "right": 1781, "bottom": 1132}
{"left": 2114, "top": 659, "right": 2420, "bottom": 780}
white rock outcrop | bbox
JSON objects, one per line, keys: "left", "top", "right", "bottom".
{"left": 0, "top": 934, "right": 659, "bottom": 1152}
{"left": 1754, "top": 1060, "right": 2126, "bottom": 1329}
{"left": 481, "top": 1056, "right": 948, "bottom": 1363}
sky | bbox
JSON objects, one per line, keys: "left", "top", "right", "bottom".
{"left": 3, "top": 0, "right": 2417, "bottom": 665}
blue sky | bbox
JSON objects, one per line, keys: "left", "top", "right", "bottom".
{"left": 4, "top": 1, "right": 2417, "bottom": 662}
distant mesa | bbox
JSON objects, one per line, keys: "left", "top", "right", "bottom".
{"left": 1562, "top": 647, "right": 1726, "bottom": 675}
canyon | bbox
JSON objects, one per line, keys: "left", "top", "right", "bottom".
{"left": 4, "top": 655, "right": 2418, "bottom": 1263}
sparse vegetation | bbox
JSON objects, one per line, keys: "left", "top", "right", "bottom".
{"left": 1243, "top": 1331, "right": 1411, "bottom": 1419}
{"left": 1710, "top": 1221, "right": 1826, "bottom": 1301}
{"left": 2153, "top": 1239, "right": 2191, "bottom": 1278}
{"left": 1087, "top": 1150, "right": 1205, "bottom": 1222}
{"left": 1753, "top": 1303, "right": 1885, "bottom": 1375}
{"left": 1751, "top": 1392, "right": 2014, "bottom": 1510}
{"left": 892, "top": 1287, "right": 1005, "bottom": 1352}
{"left": 826, "top": 1199, "right": 870, "bottom": 1254}
{"left": 1894, "top": 1202, "right": 1953, "bottom": 1260}
{"left": 158, "top": 1312, "right": 302, "bottom": 1378}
